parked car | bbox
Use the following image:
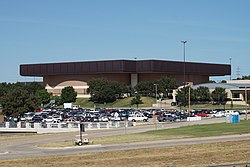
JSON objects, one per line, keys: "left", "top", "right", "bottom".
{"left": 157, "top": 114, "right": 176, "bottom": 122}
{"left": 211, "top": 111, "right": 226, "bottom": 117}
{"left": 99, "top": 116, "right": 109, "bottom": 122}
{"left": 44, "top": 116, "right": 54, "bottom": 122}
{"left": 128, "top": 114, "right": 148, "bottom": 122}
{"left": 195, "top": 113, "right": 208, "bottom": 117}
{"left": 31, "top": 116, "right": 43, "bottom": 123}
{"left": 238, "top": 110, "right": 247, "bottom": 115}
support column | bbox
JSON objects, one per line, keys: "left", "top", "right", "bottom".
{"left": 131, "top": 73, "right": 138, "bottom": 87}
{"left": 17, "top": 122, "right": 21, "bottom": 129}
{"left": 5, "top": 122, "right": 10, "bottom": 128}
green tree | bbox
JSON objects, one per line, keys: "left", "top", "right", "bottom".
{"left": 240, "top": 75, "right": 250, "bottom": 80}
{"left": 134, "top": 81, "right": 154, "bottom": 96}
{"left": 0, "top": 83, "right": 10, "bottom": 97}
{"left": 1, "top": 89, "right": 40, "bottom": 117}
{"left": 61, "top": 86, "right": 77, "bottom": 103}
{"left": 36, "top": 89, "right": 51, "bottom": 105}
{"left": 24, "top": 82, "right": 44, "bottom": 94}
{"left": 88, "top": 78, "right": 126, "bottom": 103}
{"left": 51, "top": 96, "right": 62, "bottom": 106}
{"left": 176, "top": 86, "right": 195, "bottom": 106}
{"left": 193, "top": 86, "right": 211, "bottom": 102}
{"left": 134, "top": 77, "right": 177, "bottom": 98}
{"left": 131, "top": 94, "right": 143, "bottom": 109}
{"left": 154, "top": 77, "right": 177, "bottom": 97}
{"left": 211, "top": 87, "right": 228, "bottom": 105}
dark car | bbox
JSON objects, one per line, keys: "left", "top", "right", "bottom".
{"left": 157, "top": 114, "right": 176, "bottom": 122}
{"left": 84, "top": 117, "right": 94, "bottom": 122}
{"left": 32, "top": 116, "right": 44, "bottom": 122}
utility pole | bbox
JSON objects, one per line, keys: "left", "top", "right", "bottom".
{"left": 154, "top": 84, "right": 158, "bottom": 104}
{"left": 181, "top": 41, "right": 187, "bottom": 106}
{"left": 188, "top": 85, "right": 191, "bottom": 116}
{"left": 229, "top": 58, "right": 232, "bottom": 80}
{"left": 245, "top": 86, "right": 248, "bottom": 120}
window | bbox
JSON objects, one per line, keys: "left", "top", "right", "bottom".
{"left": 232, "top": 93, "right": 240, "bottom": 98}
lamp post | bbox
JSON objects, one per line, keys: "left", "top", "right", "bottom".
{"left": 154, "top": 84, "right": 158, "bottom": 104}
{"left": 181, "top": 40, "right": 187, "bottom": 106}
{"left": 245, "top": 86, "right": 248, "bottom": 120}
{"left": 188, "top": 85, "right": 191, "bottom": 116}
{"left": 230, "top": 58, "right": 232, "bottom": 80}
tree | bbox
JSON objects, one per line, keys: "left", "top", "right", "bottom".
{"left": 36, "top": 89, "right": 51, "bottom": 105}
{"left": 211, "top": 87, "right": 228, "bottom": 105}
{"left": 131, "top": 94, "right": 143, "bottom": 108}
{"left": 1, "top": 89, "right": 40, "bottom": 117}
{"left": 154, "top": 77, "right": 177, "bottom": 97}
{"left": 193, "top": 86, "right": 211, "bottom": 103}
{"left": 61, "top": 86, "right": 77, "bottom": 103}
{"left": 176, "top": 86, "right": 195, "bottom": 106}
{"left": 88, "top": 78, "right": 128, "bottom": 103}
{"left": 24, "top": 82, "right": 44, "bottom": 94}
{"left": 134, "top": 77, "right": 177, "bottom": 98}
{"left": 240, "top": 75, "right": 250, "bottom": 80}
{"left": 51, "top": 95, "right": 62, "bottom": 106}
{"left": 134, "top": 81, "right": 154, "bottom": 96}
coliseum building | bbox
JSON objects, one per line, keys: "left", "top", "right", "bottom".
{"left": 20, "top": 59, "right": 231, "bottom": 97}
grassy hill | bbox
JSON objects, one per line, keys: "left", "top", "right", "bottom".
{"left": 73, "top": 96, "right": 156, "bottom": 108}
{"left": 73, "top": 97, "right": 247, "bottom": 110}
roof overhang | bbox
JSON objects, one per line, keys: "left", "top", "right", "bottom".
{"left": 20, "top": 59, "right": 231, "bottom": 77}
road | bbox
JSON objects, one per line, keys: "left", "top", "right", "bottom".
{"left": 0, "top": 117, "right": 249, "bottom": 160}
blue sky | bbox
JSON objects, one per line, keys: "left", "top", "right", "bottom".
{"left": 1, "top": 0, "right": 250, "bottom": 82}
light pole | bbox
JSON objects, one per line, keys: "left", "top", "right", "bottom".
{"left": 188, "top": 85, "right": 191, "bottom": 116}
{"left": 230, "top": 58, "right": 232, "bottom": 80}
{"left": 181, "top": 40, "right": 187, "bottom": 106}
{"left": 245, "top": 86, "right": 248, "bottom": 120}
{"left": 154, "top": 84, "right": 158, "bottom": 104}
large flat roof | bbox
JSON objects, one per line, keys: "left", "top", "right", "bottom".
{"left": 193, "top": 82, "right": 250, "bottom": 90}
{"left": 20, "top": 59, "right": 231, "bottom": 77}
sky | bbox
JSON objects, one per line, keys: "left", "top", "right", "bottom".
{"left": 1, "top": 0, "right": 250, "bottom": 83}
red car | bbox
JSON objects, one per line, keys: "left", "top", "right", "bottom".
{"left": 195, "top": 113, "right": 208, "bottom": 117}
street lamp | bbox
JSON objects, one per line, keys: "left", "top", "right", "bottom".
{"left": 229, "top": 58, "right": 232, "bottom": 80}
{"left": 181, "top": 40, "right": 187, "bottom": 106}
{"left": 154, "top": 84, "right": 158, "bottom": 104}
{"left": 245, "top": 86, "right": 248, "bottom": 120}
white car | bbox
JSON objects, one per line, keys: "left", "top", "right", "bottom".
{"left": 44, "top": 116, "right": 54, "bottom": 122}
{"left": 128, "top": 114, "right": 148, "bottom": 122}
{"left": 211, "top": 111, "right": 226, "bottom": 118}
{"left": 99, "top": 116, "right": 109, "bottom": 122}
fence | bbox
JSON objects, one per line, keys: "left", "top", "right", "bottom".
{"left": 0, "top": 121, "right": 135, "bottom": 134}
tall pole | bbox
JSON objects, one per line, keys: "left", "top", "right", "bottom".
{"left": 245, "top": 86, "right": 248, "bottom": 120}
{"left": 181, "top": 41, "right": 187, "bottom": 106}
{"left": 154, "top": 84, "right": 158, "bottom": 104}
{"left": 188, "top": 86, "right": 191, "bottom": 116}
{"left": 230, "top": 58, "right": 232, "bottom": 80}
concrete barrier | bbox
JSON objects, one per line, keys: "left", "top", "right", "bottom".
{"left": 187, "top": 116, "right": 202, "bottom": 122}
{"left": 0, "top": 121, "right": 135, "bottom": 134}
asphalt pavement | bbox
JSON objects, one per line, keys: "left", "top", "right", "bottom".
{"left": 0, "top": 117, "right": 249, "bottom": 160}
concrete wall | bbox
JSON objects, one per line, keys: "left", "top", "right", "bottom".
{"left": 139, "top": 73, "right": 208, "bottom": 85}
{"left": 44, "top": 73, "right": 209, "bottom": 97}
{"left": 44, "top": 74, "right": 131, "bottom": 97}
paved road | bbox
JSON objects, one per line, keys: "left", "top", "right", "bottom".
{"left": 0, "top": 117, "right": 249, "bottom": 160}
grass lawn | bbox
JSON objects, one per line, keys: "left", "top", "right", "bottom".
{"left": 2, "top": 140, "right": 250, "bottom": 167}
{"left": 73, "top": 97, "right": 248, "bottom": 110}
{"left": 73, "top": 96, "right": 155, "bottom": 108}
{"left": 38, "top": 120, "right": 250, "bottom": 147}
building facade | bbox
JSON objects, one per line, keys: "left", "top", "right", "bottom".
{"left": 20, "top": 59, "right": 231, "bottom": 97}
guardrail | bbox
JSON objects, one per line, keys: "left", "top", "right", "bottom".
{"left": 0, "top": 121, "right": 135, "bottom": 134}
